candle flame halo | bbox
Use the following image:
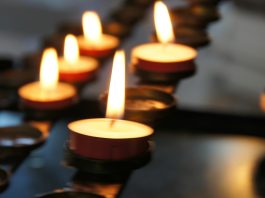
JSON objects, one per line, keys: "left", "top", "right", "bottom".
{"left": 39, "top": 48, "right": 59, "bottom": 91}
{"left": 82, "top": 11, "right": 102, "bottom": 43}
{"left": 154, "top": 1, "right": 175, "bottom": 44}
{"left": 64, "top": 34, "right": 79, "bottom": 64}
{"left": 106, "top": 50, "right": 126, "bottom": 120}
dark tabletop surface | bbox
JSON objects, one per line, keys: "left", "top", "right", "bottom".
{"left": 1, "top": 110, "right": 265, "bottom": 198}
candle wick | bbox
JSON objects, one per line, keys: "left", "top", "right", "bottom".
{"left": 109, "top": 119, "right": 116, "bottom": 128}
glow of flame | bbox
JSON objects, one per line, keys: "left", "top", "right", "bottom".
{"left": 154, "top": 1, "right": 175, "bottom": 44}
{"left": 106, "top": 50, "right": 126, "bottom": 119}
{"left": 39, "top": 48, "right": 59, "bottom": 91}
{"left": 82, "top": 11, "right": 102, "bottom": 43}
{"left": 64, "top": 34, "right": 79, "bottom": 64}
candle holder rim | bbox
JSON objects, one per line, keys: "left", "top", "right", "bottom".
{"left": 100, "top": 86, "right": 177, "bottom": 112}
{"left": 0, "top": 124, "right": 46, "bottom": 151}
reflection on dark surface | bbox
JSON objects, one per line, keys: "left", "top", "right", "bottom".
{"left": 1, "top": 117, "right": 265, "bottom": 198}
{"left": 123, "top": 133, "right": 265, "bottom": 198}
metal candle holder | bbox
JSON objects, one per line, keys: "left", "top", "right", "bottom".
{"left": 171, "top": 5, "right": 220, "bottom": 28}
{"left": 101, "top": 87, "right": 176, "bottom": 125}
{"left": 152, "top": 26, "right": 210, "bottom": 48}
{"left": 0, "top": 124, "right": 45, "bottom": 154}
{"left": 132, "top": 62, "right": 196, "bottom": 85}
{"left": 64, "top": 144, "right": 152, "bottom": 176}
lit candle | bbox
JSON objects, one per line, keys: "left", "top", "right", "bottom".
{"left": 68, "top": 50, "right": 153, "bottom": 160}
{"left": 18, "top": 48, "right": 77, "bottom": 110}
{"left": 131, "top": 2, "right": 197, "bottom": 81}
{"left": 78, "top": 11, "right": 120, "bottom": 58}
{"left": 58, "top": 34, "right": 99, "bottom": 83}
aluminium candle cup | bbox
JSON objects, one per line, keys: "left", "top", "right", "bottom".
{"left": 191, "top": 5, "right": 221, "bottom": 23}
{"left": 131, "top": 43, "right": 197, "bottom": 84}
{"left": 151, "top": 27, "right": 210, "bottom": 48}
{"left": 133, "top": 66, "right": 195, "bottom": 84}
{"left": 170, "top": 11, "right": 208, "bottom": 29}
{"left": 172, "top": 6, "right": 220, "bottom": 25}
{"left": 136, "top": 82, "right": 177, "bottom": 94}
{"left": 100, "top": 87, "right": 176, "bottom": 125}
{"left": 64, "top": 144, "right": 152, "bottom": 175}
{"left": 0, "top": 124, "right": 45, "bottom": 154}
{"left": 36, "top": 191, "right": 103, "bottom": 198}
{"left": 67, "top": 118, "right": 153, "bottom": 161}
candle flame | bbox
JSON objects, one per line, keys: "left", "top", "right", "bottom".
{"left": 106, "top": 50, "right": 125, "bottom": 119}
{"left": 39, "top": 48, "right": 59, "bottom": 91}
{"left": 82, "top": 11, "right": 102, "bottom": 43}
{"left": 64, "top": 34, "right": 79, "bottom": 64}
{"left": 154, "top": 1, "right": 175, "bottom": 44}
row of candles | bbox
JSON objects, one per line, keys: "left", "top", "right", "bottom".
{"left": 18, "top": 1, "right": 197, "bottom": 161}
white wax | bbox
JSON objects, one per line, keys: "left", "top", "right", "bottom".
{"left": 19, "top": 82, "right": 76, "bottom": 102}
{"left": 132, "top": 43, "right": 197, "bottom": 63}
{"left": 68, "top": 118, "right": 153, "bottom": 139}
{"left": 78, "top": 34, "right": 119, "bottom": 50}
{"left": 58, "top": 57, "right": 98, "bottom": 73}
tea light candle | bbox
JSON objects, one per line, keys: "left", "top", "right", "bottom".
{"left": 68, "top": 50, "right": 153, "bottom": 160}
{"left": 19, "top": 48, "right": 77, "bottom": 110}
{"left": 58, "top": 34, "right": 99, "bottom": 83}
{"left": 78, "top": 11, "right": 120, "bottom": 58}
{"left": 131, "top": 2, "right": 197, "bottom": 76}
